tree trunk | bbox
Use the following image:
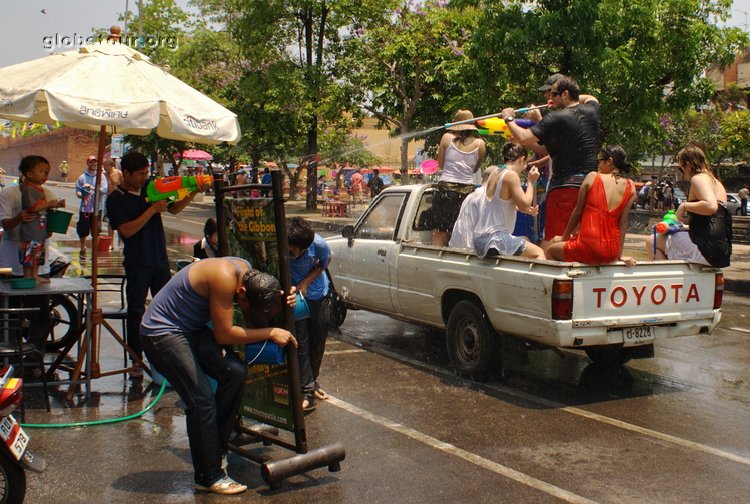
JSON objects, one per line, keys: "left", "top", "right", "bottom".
{"left": 401, "top": 137, "right": 409, "bottom": 184}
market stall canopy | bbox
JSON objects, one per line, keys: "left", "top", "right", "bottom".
{"left": 0, "top": 41, "right": 240, "bottom": 144}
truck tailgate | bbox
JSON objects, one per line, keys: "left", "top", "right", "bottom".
{"left": 572, "top": 261, "right": 719, "bottom": 326}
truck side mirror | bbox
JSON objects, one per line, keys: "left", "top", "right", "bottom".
{"left": 342, "top": 225, "right": 354, "bottom": 238}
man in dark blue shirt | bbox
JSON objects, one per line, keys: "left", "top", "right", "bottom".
{"left": 106, "top": 150, "right": 206, "bottom": 377}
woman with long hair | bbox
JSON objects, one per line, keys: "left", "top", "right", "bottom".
{"left": 645, "top": 145, "right": 732, "bottom": 267}
{"left": 547, "top": 144, "right": 637, "bottom": 265}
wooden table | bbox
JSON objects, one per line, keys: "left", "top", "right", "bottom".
{"left": 0, "top": 278, "right": 94, "bottom": 398}
{"left": 321, "top": 201, "right": 353, "bottom": 217}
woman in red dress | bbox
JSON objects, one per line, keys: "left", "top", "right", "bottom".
{"left": 546, "top": 145, "right": 637, "bottom": 265}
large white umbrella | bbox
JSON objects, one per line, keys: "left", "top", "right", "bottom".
{"left": 0, "top": 36, "right": 240, "bottom": 379}
{"left": 0, "top": 41, "right": 240, "bottom": 143}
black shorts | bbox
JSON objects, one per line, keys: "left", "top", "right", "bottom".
{"left": 76, "top": 211, "right": 102, "bottom": 238}
{"left": 430, "top": 182, "right": 475, "bottom": 232}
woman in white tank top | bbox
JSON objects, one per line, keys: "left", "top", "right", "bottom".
{"left": 432, "top": 109, "right": 486, "bottom": 246}
{"left": 473, "top": 143, "right": 546, "bottom": 259}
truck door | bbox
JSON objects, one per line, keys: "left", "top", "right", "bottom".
{"left": 337, "top": 192, "right": 406, "bottom": 313}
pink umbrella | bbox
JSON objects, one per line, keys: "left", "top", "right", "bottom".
{"left": 175, "top": 149, "right": 213, "bottom": 161}
{"left": 420, "top": 159, "right": 439, "bottom": 174}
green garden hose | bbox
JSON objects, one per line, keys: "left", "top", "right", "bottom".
{"left": 21, "top": 381, "right": 168, "bottom": 429}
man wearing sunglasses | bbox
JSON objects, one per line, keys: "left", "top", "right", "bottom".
{"left": 501, "top": 75, "right": 600, "bottom": 248}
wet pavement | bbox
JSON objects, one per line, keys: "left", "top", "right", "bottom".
{"left": 13, "top": 183, "right": 750, "bottom": 503}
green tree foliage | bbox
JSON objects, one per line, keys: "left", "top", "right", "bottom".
{"left": 117, "top": 0, "right": 191, "bottom": 66}
{"left": 209, "top": 0, "right": 395, "bottom": 208}
{"left": 468, "top": 0, "right": 747, "bottom": 159}
{"left": 341, "top": 1, "right": 480, "bottom": 181}
{"left": 662, "top": 108, "right": 750, "bottom": 176}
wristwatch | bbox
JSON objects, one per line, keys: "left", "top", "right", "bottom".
{"left": 504, "top": 116, "right": 515, "bottom": 123}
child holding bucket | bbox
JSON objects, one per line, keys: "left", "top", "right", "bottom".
{"left": 18, "top": 156, "right": 65, "bottom": 284}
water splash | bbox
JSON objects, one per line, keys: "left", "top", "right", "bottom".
{"left": 394, "top": 124, "right": 444, "bottom": 142}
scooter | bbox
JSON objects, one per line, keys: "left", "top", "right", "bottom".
{"left": 0, "top": 366, "right": 46, "bottom": 503}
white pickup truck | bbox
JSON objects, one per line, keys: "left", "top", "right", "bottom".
{"left": 326, "top": 184, "right": 724, "bottom": 379}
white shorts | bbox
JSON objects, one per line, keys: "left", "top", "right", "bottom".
{"left": 666, "top": 231, "right": 710, "bottom": 266}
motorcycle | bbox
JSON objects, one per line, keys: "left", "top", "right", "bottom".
{"left": 0, "top": 366, "right": 46, "bottom": 503}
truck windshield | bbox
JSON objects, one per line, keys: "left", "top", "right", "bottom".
{"left": 355, "top": 193, "right": 406, "bottom": 240}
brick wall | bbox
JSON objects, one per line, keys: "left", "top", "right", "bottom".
{"left": 0, "top": 128, "right": 99, "bottom": 181}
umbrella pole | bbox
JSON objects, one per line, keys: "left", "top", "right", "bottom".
{"left": 89, "top": 126, "right": 107, "bottom": 376}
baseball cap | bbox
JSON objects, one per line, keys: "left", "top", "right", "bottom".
{"left": 538, "top": 73, "right": 563, "bottom": 92}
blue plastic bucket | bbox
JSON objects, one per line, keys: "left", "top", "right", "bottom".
{"left": 294, "top": 293, "right": 310, "bottom": 321}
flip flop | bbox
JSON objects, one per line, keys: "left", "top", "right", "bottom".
{"left": 313, "top": 387, "right": 329, "bottom": 400}
{"left": 194, "top": 476, "right": 247, "bottom": 495}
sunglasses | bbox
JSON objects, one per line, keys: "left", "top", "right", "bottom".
{"left": 550, "top": 91, "right": 562, "bottom": 97}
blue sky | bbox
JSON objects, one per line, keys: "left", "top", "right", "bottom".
{"left": 1, "top": 0, "right": 749, "bottom": 68}
{"left": 0, "top": 0, "right": 192, "bottom": 67}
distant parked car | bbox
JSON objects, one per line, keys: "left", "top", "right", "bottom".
{"left": 726, "top": 193, "right": 748, "bottom": 215}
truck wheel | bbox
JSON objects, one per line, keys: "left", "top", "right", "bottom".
{"left": 446, "top": 300, "right": 499, "bottom": 381}
{"left": 329, "top": 290, "right": 347, "bottom": 328}
{"left": 585, "top": 346, "right": 632, "bottom": 365}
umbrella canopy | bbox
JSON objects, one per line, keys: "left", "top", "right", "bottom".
{"left": 175, "top": 149, "right": 213, "bottom": 161}
{"left": 0, "top": 41, "right": 240, "bottom": 144}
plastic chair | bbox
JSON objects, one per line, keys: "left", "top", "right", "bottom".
{"left": 89, "top": 274, "right": 128, "bottom": 366}
{"left": 0, "top": 306, "right": 51, "bottom": 421}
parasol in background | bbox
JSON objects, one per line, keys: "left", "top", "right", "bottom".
{"left": 175, "top": 149, "right": 213, "bottom": 161}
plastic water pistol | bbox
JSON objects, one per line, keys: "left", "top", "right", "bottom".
{"left": 653, "top": 210, "right": 685, "bottom": 234}
{"left": 476, "top": 117, "right": 536, "bottom": 139}
{"left": 146, "top": 175, "right": 213, "bottom": 203}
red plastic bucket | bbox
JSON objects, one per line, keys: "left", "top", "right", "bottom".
{"left": 96, "top": 235, "right": 112, "bottom": 252}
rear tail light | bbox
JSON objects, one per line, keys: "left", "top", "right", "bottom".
{"left": 552, "top": 279, "right": 573, "bottom": 320}
{"left": 714, "top": 273, "right": 724, "bottom": 309}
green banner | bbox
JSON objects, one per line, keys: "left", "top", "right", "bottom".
{"left": 224, "top": 197, "right": 294, "bottom": 432}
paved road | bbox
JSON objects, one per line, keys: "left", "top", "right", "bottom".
{"left": 12, "top": 184, "right": 750, "bottom": 503}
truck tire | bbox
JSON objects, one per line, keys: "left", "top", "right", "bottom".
{"left": 446, "top": 300, "right": 499, "bottom": 381}
{"left": 329, "top": 290, "right": 347, "bottom": 328}
{"left": 585, "top": 346, "right": 633, "bottom": 365}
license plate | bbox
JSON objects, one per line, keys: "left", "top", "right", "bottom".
{"left": 623, "top": 326, "right": 655, "bottom": 347}
{"left": 0, "top": 415, "right": 29, "bottom": 461}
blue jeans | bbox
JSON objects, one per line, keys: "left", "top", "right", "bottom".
{"left": 126, "top": 263, "right": 171, "bottom": 360}
{"left": 140, "top": 328, "right": 247, "bottom": 486}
